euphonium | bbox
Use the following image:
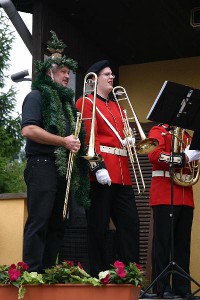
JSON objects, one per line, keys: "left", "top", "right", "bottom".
{"left": 172, "top": 127, "right": 200, "bottom": 187}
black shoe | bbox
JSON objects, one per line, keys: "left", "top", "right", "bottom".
{"left": 140, "top": 289, "right": 160, "bottom": 299}
{"left": 159, "top": 292, "right": 181, "bottom": 299}
{"left": 182, "top": 293, "right": 200, "bottom": 300}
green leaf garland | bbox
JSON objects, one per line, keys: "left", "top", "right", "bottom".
{"left": 32, "top": 74, "right": 90, "bottom": 208}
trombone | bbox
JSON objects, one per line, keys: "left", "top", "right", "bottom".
{"left": 112, "top": 86, "right": 158, "bottom": 195}
{"left": 63, "top": 111, "right": 82, "bottom": 220}
{"left": 63, "top": 72, "right": 100, "bottom": 220}
{"left": 81, "top": 72, "right": 101, "bottom": 162}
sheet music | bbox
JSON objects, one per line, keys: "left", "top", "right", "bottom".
{"left": 146, "top": 80, "right": 168, "bottom": 120}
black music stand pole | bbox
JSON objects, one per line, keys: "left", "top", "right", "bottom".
{"left": 140, "top": 81, "right": 200, "bottom": 298}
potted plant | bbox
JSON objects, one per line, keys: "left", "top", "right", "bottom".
{"left": 0, "top": 260, "right": 144, "bottom": 300}
{"left": 98, "top": 260, "right": 144, "bottom": 285}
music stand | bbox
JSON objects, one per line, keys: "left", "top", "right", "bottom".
{"left": 140, "top": 81, "right": 200, "bottom": 298}
{"left": 147, "top": 80, "right": 200, "bottom": 149}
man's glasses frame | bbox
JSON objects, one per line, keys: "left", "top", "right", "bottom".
{"left": 99, "top": 72, "right": 115, "bottom": 78}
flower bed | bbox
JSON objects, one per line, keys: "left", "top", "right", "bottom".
{"left": 0, "top": 260, "right": 144, "bottom": 299}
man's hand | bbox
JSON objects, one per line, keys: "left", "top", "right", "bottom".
{"left": 63, "top": 135, "right": 81, "bottom": 153}
{"left": 96, "top": 169, "right": 111, "bottom": 186}
{"left": 184, "top": 145, "right": 200, "bottom": 162}
{"left": 122, "top": 136, "right": 136, "bottom": 147}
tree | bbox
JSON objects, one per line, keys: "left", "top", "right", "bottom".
{"left": 0, "top": 9, "right": 26, "bottom": 193}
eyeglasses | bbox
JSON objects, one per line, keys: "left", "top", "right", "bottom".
{"left": 99, "top": 72, "right": 115, "bottom": 78}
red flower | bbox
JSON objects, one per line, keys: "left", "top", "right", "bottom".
{"left": 64, "top": 260, "right": 74, "bottom": 267}
{"left": 116, "top": 268, "right": 127, "bottom": 278}
{"left": 8, "top": 268, "right": 21, "bottom": 281}
{"left": 78, "top": 262, "right": 83, "bottom": 269}
{"left": 9, "top": 264, "right": 16, "bottom": 270}
{"left": 17, "top": 262, "right": 29, "bottom": 271}
{"left": 114, "top": 260, "right": 125, "bottom": 269}
{"left": 100, "top": 274, "right": 110, "bottom": 284}
{"left": 134, "top": 262, "right": 143, "bottom": 271}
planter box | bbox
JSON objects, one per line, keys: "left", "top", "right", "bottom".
{"left": 0, "top": 284, "right": 140, "bottom": 300}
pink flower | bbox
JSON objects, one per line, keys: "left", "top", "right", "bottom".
{"left": 17, "top": 262, "right": 29, "bottom": 271}
{"left": 134, "top": 262, "right": 143, "bottom": 271}
{"left": 116, "top": 268, "right": 127, "bottom": 278}
{"left": 9, "top": 264, "right": 16, "bottom": 269}
{"left": 8, "top": 268, "right": 21, "bottom": 281}
{"left": 98, "top": 271, "right": 110, "bottom": 284}
{"left": 100, "top": 274, "right": 110, "bottom": 284}
{"left": 114, "top": 260, "right": 125, "bottom": 269}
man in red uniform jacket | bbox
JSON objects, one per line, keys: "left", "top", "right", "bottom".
{"left": 148, "top": 123, "right": 199, "bottom": 299}
{"left": 75, "top": 60, "right": 139, "bottom": 278}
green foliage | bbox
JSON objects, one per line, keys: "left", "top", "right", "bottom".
{"left": 42, "top": 261, "right": 100, "bottom": 286}
{"left": 47, "top": 30, "right": 66, "bottom": 52}
{"left": 35, "top": 30, "right": 78, "bottom": 75}
{"left": 0, "top": 262, "right": 44, "bottom": 299}
{"left": 0, "top": 260, "right": 100, "bottom": 299}
{"left": 98, "top": 261, "right": 145, "bottom": 287}
{"left": 0, "top": 157, "right": 26, "bottom": 193}
{"left": 0, "top": 260, "right": 144, "bottom": 299}
{"left": 0, "top": 9, "right": 26, "bottom": 193}
{"left": 0, "top": 89, "right": 23, "bottom": 159}
{"left": 0, "top": 10, "right": 15, "bottom": 87}
{"left": 34, "top": 55, "right": 78, "bottom": 74}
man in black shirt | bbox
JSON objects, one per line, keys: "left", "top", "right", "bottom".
{"left": 21, "top": 31, "right": 89, "bottom": 272}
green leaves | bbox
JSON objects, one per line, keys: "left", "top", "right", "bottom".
{"left": 0, "top": 12, "right": 23, "bottom": 160}
{"left": 0, "top": 264, "right": 10, "bottom": 285}
{"left": 98, "top": 261, "right": 145, "bottom": 287}
{"left": 0, "top": 10, "right": 26, "bottom": 193}
{"left": 0, "top": 10, "right": 15, "bottom": 86}
{"left": 21, "top": 271, "right": 44, "bottom": 284}
{"left": 17, "top": 273, "right": 44, "bottom": 300}
{"left": 0, "top": 260, "right": 143, "bottom": 300}
{"left": 47, "top": 30, "right": 66, "bottom": 52}
{"left": 42, "top": 261, "right": 99, "bottom": 285}
{"left": 0, "top": 157, "right": 26, "bottom": 193}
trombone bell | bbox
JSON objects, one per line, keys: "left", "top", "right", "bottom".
{"left": 136, "top": 138, "right": 158, "bottom": 154}
{"left": 82, "top": 156, "right": 101, "bottom": 161}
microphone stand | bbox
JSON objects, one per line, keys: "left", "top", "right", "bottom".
{"left": 140, "top": 127, "right": 200, "bottom": 298}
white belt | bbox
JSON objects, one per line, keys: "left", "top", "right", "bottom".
{"left": 152, "top": 170, "right": 171, "bottom": 177}
{"left": 100, "top": 145, "right": 127, "bottom": 156}
{"left": 152, "top": 170, "right": 191, "bottom": 181}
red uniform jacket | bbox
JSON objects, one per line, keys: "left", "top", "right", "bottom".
{"left": 75, "top": 94, "right": 132, "bottom": 185}
{"left": 148, "top": 124, "right": 194, "bottom": 207}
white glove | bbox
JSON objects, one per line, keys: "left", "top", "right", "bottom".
{"left": 184, "top": 145, "right": 200, "bottom": 162}
{"left": 96, "top": 169, "right": 111, "bottom": 186}
{"left": 122, "top": 136, "right": 136, "bottom": 147}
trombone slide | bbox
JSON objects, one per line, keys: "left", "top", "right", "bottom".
{"left": 63, "top": 112, "right": 82, "bottom": 220}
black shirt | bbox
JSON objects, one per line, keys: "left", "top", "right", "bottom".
{"left": 21, "top": 90, "right": 70, "bottom": 157}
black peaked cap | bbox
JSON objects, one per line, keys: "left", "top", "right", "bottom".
{"left": 87, "top": 60, "right": 110, "bottom": 74}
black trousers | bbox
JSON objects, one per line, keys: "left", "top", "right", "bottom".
{"left": 152, "top": 205, "right": 194, "bottom": 295}
{"left": 23, "top": 155, "right": 67, "bottom": 272}
{"left": 86, "top": 182, "right": 139, "bottom": 277}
